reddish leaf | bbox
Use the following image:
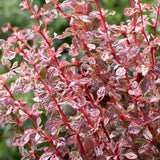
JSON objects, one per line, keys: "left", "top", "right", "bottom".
{"left": 43, "top": 4, "right": 54, "bottom": 10}
{"left": 86, "top": 2, "right": 93, "bottom": 14}
{"left": 45, "top": 116, "right": 62, "bottom": 131}
{"left": 154, "top": 57, "right": 160, "bottom": 77}
{"left": 72, "top": 37, "right": 81, "bottom": 48}
{"left": 84, "top": 136, "right": 96, "bottom": 155}
{"left": 140, "top": 76, "right": 151, "bottom": 95}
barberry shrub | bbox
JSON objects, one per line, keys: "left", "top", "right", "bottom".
{"left": 0, "top": 0, "right": 160, "bottom": 159}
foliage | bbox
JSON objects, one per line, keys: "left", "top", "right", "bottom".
{"left": 0, "top": 0, "right": 160, "bottom": 159}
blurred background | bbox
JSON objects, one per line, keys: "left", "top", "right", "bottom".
{"left": 0, "top": 0, "right": 159, "bottom": 159}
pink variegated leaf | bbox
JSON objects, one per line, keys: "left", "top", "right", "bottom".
{"left": 20, "top": 129, "right": 37, "bottom": 147}
{"left": 116, "top": 67, "right": 126, "bottom": 76}
{"left": 59, "top": 61, "right": 72, "bottom": 68}
{"left": 79, "top": 15, "right": 92, "bottom": 23}
{"left": 89, "top": 108, "right": 100, "bottom": 117}
{"left": 150, "top": 145, "right": 159, "bottom": 154}
{"left": 154, "top": 57, "right": 160, "bottom": 77}
{"left": 128, "top": 122, "right": 141, "bottom": 134}
{"left": 140, "top": 76, "right": 151, "bottom": 95}
{"left": 138, "top": 143, "right": 149, "bottom": 154}
{"left": 143, "top": 127, "right": 152, "bottom": 140}
{"left": 72, "top": 37, "right": 81, "bottom": 48}
{"left": 97, "top": 86, "right": 106, "bottom": 99}
{"left": 123, "top": 152, "right": 137, "bottom": 159}
{"left": 7, "top": 37, "right": 17, "bottom": 43}
{"left": 45, "top": 116, "right": 62, "bottom": 132}
{"left": 69, "top": 48, "right": 79, "bottom": 56}
{"left": 12, "top": 136, "right": 22, "bottom": 147}
{"left": 39, "top": 152, "right": 53, "bottom": 160}
{"left": 124, "top": 8, "right": 137, "bottom": 16}
{"left": 51, "top": 9, "right": 58, "bottom": 18}
{"left": 19, "top": 1, "right": 28, "bottom": 10}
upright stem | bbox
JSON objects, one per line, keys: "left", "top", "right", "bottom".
{"left": 31, "top": 62, "right": 90, "bottom": 160}
{"left": 76, "top": 134, "right": 91, "bottom": 160}
{"left": 94, "top": 0, "right": 132, "bottom": 87}
{"left": 130, "top": 0, "right": 137, "bottom": 43}
{"left": 137, "top": 0, "right": 155, "bottom": 66}
{"left": 94, "top": 0, "right": 121, "bottom": 64}
{"left": 2, "top": 83, "right": 41, "bottom": 159}
{"left": 153, "top": 0, "right": 160, "bottom": 36}
{"left": 26, "top": 0, "right": 51, "bottom": 48}
{"left": 130, "top": 0, "right": 143, "bottom": 64}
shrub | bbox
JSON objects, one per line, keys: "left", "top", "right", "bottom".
{"left": 0, "top": 0, "right": 160, "bottom": 159}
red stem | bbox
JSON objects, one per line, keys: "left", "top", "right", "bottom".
{"left": 85, "top": 86, "right": 97, "bottom": 108}
{"left": 130, "top": 0, "right": 138, "bottom": 44}
{"left": 3, "top": 84, "right": 41, "bottom": 159}
{"left": 100, "top": 121, "right": 111, "bottom": 142}
{"left": 94, "top": 0, "right": 121, "bottom": 64}
{"left": 26, "top": 0, "right": 51, "bottom": 48}
{"left": 137, "top": 0, "right": 155, "bottom": 66}
{"left": 130, "top": 0, "right": 143, "bottom": 63}
{"left": 80, "top": 108, "right": 93, "bottom": 127}
{"left": 3, "top": 84, "right": 16, "bottom": 100}
{"left": 32, "top": 63, "right": 92, "bottom": 160}
{"left": 153, "top": 0, "right": 160, "bottom": 36}
{"left": 104, "top": 146, "right": 114, "bottom": 158}
{"left": 32, "top": 64, "right": 74, "bottom": 131}
{"left": 49, "top": 140, "right": 66, "bottom": 160}
{"left": 76, "top": 134, "right": 90, "bottom": 160}
{"left": 94, "top": 0, "right": 132, "bottom": 86}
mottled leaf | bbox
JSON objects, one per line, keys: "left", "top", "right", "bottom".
{"left": 97, "top": 86, "right": 106, "bottom": 99}
{"left": 138, "top": 143, "right": 149, "bottom": 154}
{"left": 12, "top": 136, "right": 22, "bottom": 147}
{"left": 84, "top": 136, "right": 96, "bottom": 155}
{"left": 154, "top": 57, "right": 160, "bottom": 77}
{"left": 40, "top": 152, "right": 53, "bottom": 160}
{"left": 124, "top": 152, "right": 137, "bottom": 159}
{"left": 89, "top": 108, "right": 100, "bottom": 117}
{"left": 45, "top": 116, "right": 62, "bottom": 131}
{"left": 69, "top": 48, "right": 79, "bottom": 56}
{"left": 101, "top": 50, "right": 110, "bottom": 61}
{"left": 140, "top": 76, "right": 151, "bottom": 95}
{"left": 86, "top": 2, "right": 93, "bottom": 14}
{"left": 79, "top": 15, "right": 92, "bottom": 23}
{"left": 124, "top": 8, "right": 136, "bottom": 16}
{"left": 69, "top": 151, "right": 82, "bottom": 160}
{"left": 128, "top": 122, "right": 141, "bottom": 134}
{"left": 116, "top": 67, "right": 126, "bottom": 76}
{"left": 150, "top": 145, "right": 159, "bottom": 154}
{"left": 128, "top": 46, "right": 140, "bottom": 60}
{"left": 143, "top": 127, "right": 152, "bottom": 140}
